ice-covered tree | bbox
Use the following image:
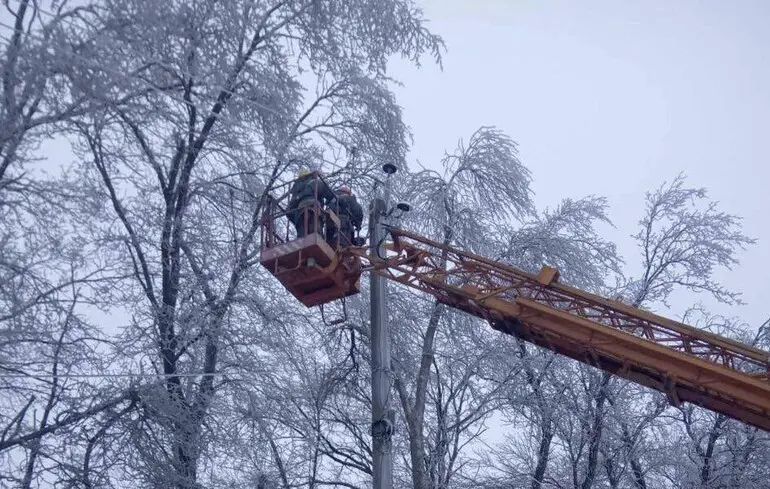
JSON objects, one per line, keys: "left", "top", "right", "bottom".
{"left": 552, "top": 173, "right": 755, "bottom": 489}
{"left": 3, "top": 0, "right": 444, "bottom": 487}
{"left": 0, "top": 2, "right": 145, "bottom": 486}
{"left": 384, "top": 126, "right": 534, "bottom": 488}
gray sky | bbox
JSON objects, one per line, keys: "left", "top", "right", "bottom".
{"left": 389, "top": 0, "right": 770, "bottom": 329}
{"left": 5, "top": 1, "right": 766, "bottom": 329}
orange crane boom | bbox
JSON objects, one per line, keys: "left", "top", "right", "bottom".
{"left": 353, "top": 226, "right": 770, "bottom": 431}
{"left": 259, "top": 173, "right": 770, "bottom": 431}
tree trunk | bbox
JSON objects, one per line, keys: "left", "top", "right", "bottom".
{"left": 622, "top": 425, "right": 648, "bottom": 489}
{"left": 404, "top": 299, "right": 445, "bottom": 489}
{"left": 408, "top": 422, "right": 428, "bottom": 489}
{"left": 516, "top": 340, "right": 555, "bottom": 489}
{"left": 531, "top": 421, "right": 554, "bottom": 489}
{"left": 629, "top": 456, "right": 647, "bottom": 489}
{"left": 603, "top": 454, "right": 620, "bottom": 489}
{"left": 399, "top": 225, "right": 452, "bottom": 489}
{"left": 699, "top": 415, "right": 726, "bottom": 488}
{"left": 580, "top": 372, "right": 611, "bottom": 489}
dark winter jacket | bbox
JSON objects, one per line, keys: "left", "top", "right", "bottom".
{"left": 288, "top": 174, "right": 334, "bottom": 209}
{"left": 335, "top": 194, "right": 364, "bottom": 230}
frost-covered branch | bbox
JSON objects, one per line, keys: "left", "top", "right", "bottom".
{"left": 625, "top": 173, "right": 754, "bottom": 306}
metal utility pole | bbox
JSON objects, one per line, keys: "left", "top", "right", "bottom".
{"left": 369, "top": 163, "right": 396, "bottom": 489}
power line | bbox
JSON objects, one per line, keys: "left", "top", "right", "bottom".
{"left": 0, "top": 371, "right": 251, "bottom": 380}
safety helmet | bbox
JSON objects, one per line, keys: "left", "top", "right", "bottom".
{"left": 338, "top": 185, "right": 352, "bottom": 195}
{"left": 297, "top": 168, "right": 311, "bottom": 178}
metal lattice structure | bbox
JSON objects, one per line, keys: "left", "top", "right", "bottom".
{"left": 258, "top": 170, "right": 770, "bottom": 431}
{"left": 349, "top": 227, "right": 770, "bottom": 431}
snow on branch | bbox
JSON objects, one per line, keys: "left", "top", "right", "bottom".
{"left": 502, "top": 195, "right": 623, "bottom": 291}
{"left": 626, "top": 173, "right": 755, "bottom": 307}
{"left": 402, "top": 126, "right": 535, "bottom": 252}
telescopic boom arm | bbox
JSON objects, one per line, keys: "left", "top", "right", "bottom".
{"left": 351, "top": 226, "right": 770, "bottom": 431}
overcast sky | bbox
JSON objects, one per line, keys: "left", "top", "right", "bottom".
{"left": 389, "top": 0, "right": 770, "bottom": 330}
{"left": 6, "top": 1, "right": 766, "bottom": 330}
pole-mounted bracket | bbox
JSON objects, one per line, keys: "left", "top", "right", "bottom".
{"left": 371, "top": 409, "right": 396, "bottom": 439}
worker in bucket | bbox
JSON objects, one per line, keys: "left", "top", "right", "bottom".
{"left": 330, "top": 185, "right": 364, "bottom": 247}
{"left": 287, "top": 168, "right": 334, "bottom": 237}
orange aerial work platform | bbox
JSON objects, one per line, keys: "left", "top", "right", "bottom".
{"left": 259, "top": 174, "right": 770, "bottom": 432}
{"left": 259, "top": 171, "right": 363, "bottom": 307}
